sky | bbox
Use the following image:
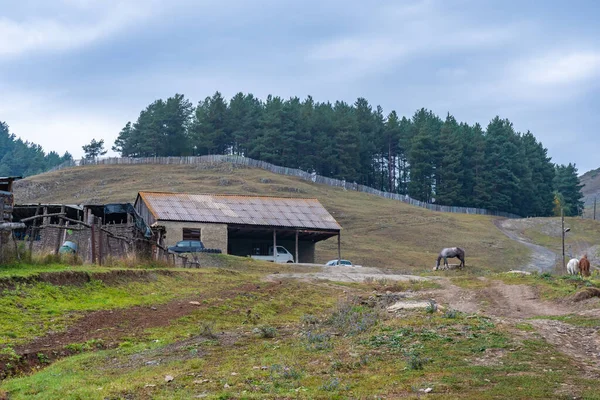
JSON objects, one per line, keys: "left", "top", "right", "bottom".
{"left": 1, "top": 0, "right": 599, "bottom": 173}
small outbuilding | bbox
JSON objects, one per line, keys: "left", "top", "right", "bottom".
{"left": 134, "top": 191, "right": 341, "bottom": 263}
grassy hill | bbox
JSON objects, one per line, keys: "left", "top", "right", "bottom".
{"left": 580, "top": 167, "right": 600, "bottom": 213}
{"left": 14, "top": 163, "right": 529, "bottom": 272}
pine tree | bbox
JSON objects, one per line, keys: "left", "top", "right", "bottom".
{"left": 82, "top": 139, "right": 108, "bottom": 160}
{"left": 479, "top": 117, "right": 521, "bottom": 213}
{"left": 408, "top": 125, "right": 435, "bottom": 202}
{"left": 553, "top": 163, "right": 584, "bottom": 216}
{"left": 190, "top": 92, "right": 228, "bottom": 155}
{"left": 435, "top": 114, "right": 462, "bottom": 205}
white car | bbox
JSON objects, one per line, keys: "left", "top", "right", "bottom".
{"left": 325, "top": 259, "right": 353, "bottom": 266}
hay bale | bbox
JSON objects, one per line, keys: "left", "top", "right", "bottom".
{"left": 572, "top": 287, "right": 600, "bottom": 302}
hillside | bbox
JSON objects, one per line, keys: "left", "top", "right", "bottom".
{"left": 580, "top": 166, "right": 600, "bottom": 206}
{"left": 14, "top": 163, "right": 530, "bottom": 272}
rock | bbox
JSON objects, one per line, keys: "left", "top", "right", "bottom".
{"left": 144, "top": 384, "right": 156, "bottom": 388}
{"left": 165, "top": 375, "right": 174, "bottom": 382}
{"left": 387, "top": 300, "right": 438, "bottom": 311}
{"left": 189, "top": 301, "right": 201, "bottom": 305}
{"left": 224, "top": 383, "right": 230, "bottom": 389}
{"left": 151, "top": 307, "right": 157, "bottom": 311}
{"left": 231, "top": 372, "right": 238, "bottom": 375}
{"left": 419, "top": 387, "right": 433, "bottom": 393}
{"left": 145, "top": 360, "right": 159, "bottom": 366}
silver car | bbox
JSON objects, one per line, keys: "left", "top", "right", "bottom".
{"left": 325, "top": 259, "right": 353, "bottom": 266}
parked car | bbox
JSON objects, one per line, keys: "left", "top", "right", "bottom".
{"left": 325, "top": 259, "right": 353, "bottom": 266}
{"left": 250, "top": 246, "right": 295, "bottom": 263}
{"left": 168, "top": 240, "right": 222, "bottom": 254}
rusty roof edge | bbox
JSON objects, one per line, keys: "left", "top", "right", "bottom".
{"left": 138, "top": 192, "right": 159, "bottom": 219}
{"left": 136, "top": 190, "right": 321, "bottom": 202}
{"left": 149, "top": 218, "right": 341, "bottom": 230}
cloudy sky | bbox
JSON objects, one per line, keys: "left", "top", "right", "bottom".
{"left": 1, "top": 0, "right": 599, "bottom": 172}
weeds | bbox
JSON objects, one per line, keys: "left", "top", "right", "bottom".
{"left": 425, "top": 300, "right": 438, "bottom": 314}
{"left": 243, "top": 309, "right": 261, "bottom": 325}
{"left": 327, "top": 300, "right": 381, "bottom": 336}
{"left": 199, "top": 321, "right": 217, "bottom": 339}
{"left": 64, "top": 339, "right": 105, "bottom": 353}
{"left": 268, "top": 364, "right": 303, "bottom": 390}
{"left": 36, "top": 353, "right": 49, "bottom": 364}
{"left": 320, "top": 377, "right": 341, "bottom": 391}
{"left": 300, "top": 314, "right": 319, "bottom": 326}
{"left": 255, "top": 325, "right": 277, "bottom": 338}
{"left": 303, "top": 331, "right": 333, "bottom": 351}
{"left": 404, "top": 349, "right": 428, "bottom": 370}
{"left": 443, "top": 309, "right": 460, "bottom": 319}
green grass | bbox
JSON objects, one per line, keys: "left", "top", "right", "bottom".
{"left": 450, "top": 276, "right": 492, "bottom": 289}
{"left": 1, "top": 295, "right": 585, "bottom": 399}
{"left": 497, "top": 271, "right": 600, "bottom": 300}
{"left": 0, "top": 264, "right": 112, "bottom": 279}
{"left": 521, "top": 217, "right": 600, "bottom": 254}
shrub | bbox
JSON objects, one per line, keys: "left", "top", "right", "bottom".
{"left": 304, "top": 330, "right": 333, "bottom": 351}
{"left": 199, "top": 321, "right": 217, "bottom": 339}
{"left": 257, "top": 325, "right": 277, "bottom": 338}
{"left": 425, "top": 300, "right": 438, "bottom": 314}
{"left": 443, "top": 309, "right": 460, "bottom": 319}
{"left": 327, "top": 301, "right": 380, "bottom": 336}
{"left": 404, "top": 350, "right": 428, "bottom": 370}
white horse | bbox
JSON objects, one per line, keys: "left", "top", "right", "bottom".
{"left": 567, "top": 258, "right": 580, "bottom": 275}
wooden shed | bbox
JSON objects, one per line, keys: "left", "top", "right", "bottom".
{"left": 134, "top": 191, "right": 341, "bottom": 263}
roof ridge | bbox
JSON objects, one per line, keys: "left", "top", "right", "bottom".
{"left": 137, "top": 191, "right": 320, "bottom": 201}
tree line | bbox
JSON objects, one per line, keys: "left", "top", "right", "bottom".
{"left": 103, "top": 92, "right": 582, "bottom": 217}
{"left": 0, "top": 121, "right": 72, "bottom": 178}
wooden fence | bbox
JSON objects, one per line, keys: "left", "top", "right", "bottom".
{"left": 49, "top": 155, "right": 521, "bottom": 219}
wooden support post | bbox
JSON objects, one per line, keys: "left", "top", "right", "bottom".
{"left": 12, "top": 230, "right": 20, "bottom": 261}
{"left": 91, "top": 219, "right": 97, "bottom": 265}
{"left": 561, "top": 207, "right": 566, "bottom": 272}
{"left": 98, "top": 222, "right": 104, "bottom": 266}
{"left": 273, "top": 229, "right": 277, "bottom": 263}
{"left": 337, "top": 232, "right": 341, "bottom": 264}
{"left": 42, "top": 207, "right": 49, "bottom": 226}
{"left": 295, "top": 230, "right": 299, "bottom": 263}
{"left": 54, "top": 206, "right": 65, "bottom": 255}
{"left": 29, "top": 205, "right": 41, "bottom": 254}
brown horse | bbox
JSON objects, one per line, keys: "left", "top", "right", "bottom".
{"left": 579, "top": 254, "right": 591, "bottom": 277}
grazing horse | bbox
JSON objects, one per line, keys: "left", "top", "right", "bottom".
{"left": 435, "top": 247, "right": 465, "bottom": 270}
{"left": 567, "top": 258, "right": 580, "bottom": 275}
{"left": 579, "top": 254, "right": 591, "bottom": 277}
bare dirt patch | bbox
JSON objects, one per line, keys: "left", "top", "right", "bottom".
{"left": 0, "top": 281, "right": 280, "bottom": 380}
{"left": 269, "top": 266, "right": 433, "bottom": 283}
{"left": 529, "top": 319, "right": 600, "bottom": 376}
{"left": 432, "top": 278, "right": 600, "bottom": 376}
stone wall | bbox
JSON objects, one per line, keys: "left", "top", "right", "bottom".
{"left": 159, "top": 221, "right": 228, "bottom": 253}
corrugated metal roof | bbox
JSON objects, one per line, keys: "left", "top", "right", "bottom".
{"left": 138, "top": 192, "right": 341, "bottom": 230}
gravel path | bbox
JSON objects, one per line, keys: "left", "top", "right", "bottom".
{"left": 494, "top": 219, "right": 558, "bottom": 272}
{"left": 270, "top": 266, "right": 433, "bottom": 283}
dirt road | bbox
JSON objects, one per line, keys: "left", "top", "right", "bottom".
{"left": 271, "top": 266, "right": 433, "bottom": 283}
{"left": 494, "top": 219, "right": 558, "bottom": 272}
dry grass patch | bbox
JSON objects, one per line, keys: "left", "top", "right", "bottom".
{"left": 16, "top": 163, "right": 530, "bottom": 272}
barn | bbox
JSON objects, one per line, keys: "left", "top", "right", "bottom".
{"left": 134, "top": 191, "right": 341, "bottom": 263}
